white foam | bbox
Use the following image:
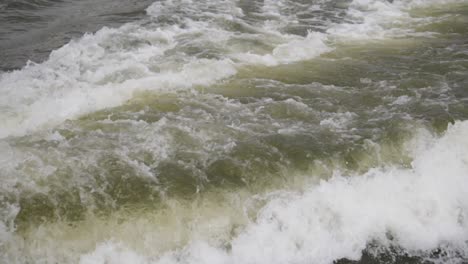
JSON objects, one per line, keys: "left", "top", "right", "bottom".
{"left": 78, "top": 120, "right": 468, "bottom": 263}
{"left": 1, "top": 0, "right": 460, "bottom": 138}
{"left": 80, "top": 243, "right": 149, "bottom": 264}
{"left": 233, "top": 32, "right": 332, "bottom": 66}
{"left": 0, "top": 0, "right": 254, "bottom": 139}
{"left": 327, "top": 0, "right": 417, "bottom": 40}
{"left": 0, "top": 21, "right": 236, "bottom": 139}
{"left": 320, "top": 112, "right": 357, "bottom": 131}
{"left": 327, "top": 0, "right": 466, "bottom": 41}
{"left": 391, "top": 95, "right": 412, "bottom": 105}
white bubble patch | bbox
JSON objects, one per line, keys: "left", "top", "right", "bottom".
{"left": 78, "top": 120, "right": 468, "bottom": 263}
{"left": 1, "top": 0, "right": 461, "bottom": 138}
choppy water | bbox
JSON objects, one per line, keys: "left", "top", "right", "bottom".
{"left": 1, "top": 0, "right": 468, "bottom": 263}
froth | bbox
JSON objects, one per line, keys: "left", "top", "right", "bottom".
{"left": 0, "top": 22, "right": 236, "bottom": 138}
{"left": 1, "top": 0, "right": 458, "bottom": 138}
{"left": 78, "top": 120, "right": 468, "bottom": 263}
{"left": 233, "top": 32, "right": 332, "bottom": 66}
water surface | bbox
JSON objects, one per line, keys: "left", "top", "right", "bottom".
{"left": 0, "top": 0, "right": 467, "bottom": 263}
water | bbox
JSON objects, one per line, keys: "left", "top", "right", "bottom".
{"left": 0, "top": 0, "right": 155, "bottom": 71}
{"left": 0, "top": 0, "right": 467, "bottom": 263}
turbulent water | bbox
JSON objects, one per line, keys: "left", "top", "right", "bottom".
{"left": 0, "top": 0, "right": 468, "bottom": 263}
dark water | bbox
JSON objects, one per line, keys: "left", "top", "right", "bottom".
{"left": 0, "top": 0, "right": 154, "bottom": 71}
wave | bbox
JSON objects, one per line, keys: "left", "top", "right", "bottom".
{"left": 78, "top": 120, "right": 468, "bottom": 263}
{"left": 0, "top": 0, "right": 461, "bottom": 139}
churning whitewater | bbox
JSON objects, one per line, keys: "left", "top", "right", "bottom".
{"left": 80, "top": 122, "right": 468, "bottom": 263}
{"left": 0, "top": 0, "right": 467, "bottom": 263}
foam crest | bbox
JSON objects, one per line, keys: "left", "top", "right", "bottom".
{"left": 0, "top": 20, "right": 236, "bottom": 138}
{"left": 327, "top": 0, "right": 466, "bottom": 40}
{"left": 78, "top": 120, "right": 468, "bottom": 263}
{"left": 2, "top": 0, "right": 459, "bottom": 138}
{"left": 80, "top": 243, "right": 150, "bottom": 264}
{"left": 233, "top": 32, "right": 331, "bottom": 66}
